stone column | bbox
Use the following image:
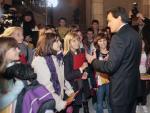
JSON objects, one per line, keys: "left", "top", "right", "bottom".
{"left": 141, "top": 0, "right": 150, "bottom": 18}
{"left": 85, "top": 0, "right": 92, "bottom": 27}
{"left": 91, "top": 0, "right": 104, "bottom": 28}
{"left": 0, "top": 0, "right": 12, "bottom": 5}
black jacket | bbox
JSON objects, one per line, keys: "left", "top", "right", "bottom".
{"left": 142, "top": 18, "right": 150, "bottom": 54}
{"left": 91, "top": 24, "right": 141, "bottom": 106}
{"left": 64, "top": 50, "right": 90, "bottom": 105}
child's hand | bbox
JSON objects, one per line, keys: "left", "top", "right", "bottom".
{"left": 25, "top": 36, "right": 32, "bottom": 42}
{"left": 80, "top": 62, "right": 88, "bottom": 70}
{"left": 79, "top": 62, "right": 88, "bottom": 73}
{"left": 81, "top": 72, "right": 88, "bottom": 80}
{"left": 69, "top": 91, "right": 79, "bottom": 98}
{"left": 66, "top": 91, "right": 79, "bottom": 106}
{"left": 104, "top": 54, "right": 109, "bottom": 61}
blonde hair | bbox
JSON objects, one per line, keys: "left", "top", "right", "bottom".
{"left": 63, "top": 32, "right": 79, "bottom": 55}
{"left": 0, "top": 37, "right": 18, "bottom": 74}
{"left": 0, "top": 27, "right": 22, "bottom": 37}
{"left": 39, "top": 27, "right": 46, "bottom": 37}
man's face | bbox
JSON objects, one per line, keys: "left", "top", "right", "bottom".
{"left": 107, "top": 13, "right": 121, "bottom": 33}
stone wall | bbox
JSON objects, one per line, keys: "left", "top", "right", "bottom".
{"left": 1, "top": 0, "right": 150, "bottom": 28}
{"left": 0, "top": 0, "right": 12, "bottom": 5}
{"left": 103, "top": 0, "right": 141, "bottom": 26}
{"left": 141, "top": 0, "right": 150, "bottom": 18}
{"left": 90, "top": 0, "right": 142, "bottom": 27}
{"left": 91, "top": 0, "right": 104, "bottom": 28}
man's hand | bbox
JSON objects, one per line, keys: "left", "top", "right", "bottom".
{"left": 85, "top": 51, "right": 96, "bottom": 64}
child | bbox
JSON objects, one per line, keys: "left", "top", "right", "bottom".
{"left": 4, "top": 62, "right": 55, "bottom": 113}
{"left": 57, "top": 17, "right": 69, "bottom": 40}
{"left": 64, "top": 32, "right": 90, "bottom": 113}
{"left": 136, "top": 40, "right": 149, "bottom": 113}
{"left": 0, "top": 37, "right": 24, "bottom": 113}
{"left": 0, "top": 27, "right": 34, "bottom": 64}
{"left": 94, "top": 33, "right": 112, "bottom": 113}
{"left": 32, "top": 33, "right": 76, "bottom": 112}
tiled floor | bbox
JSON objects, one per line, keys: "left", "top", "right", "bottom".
{"left": 80, "top": 94, "right": 150, "bottom": 113}
{"left": 136, "top": 94, "right": 150, "bottom": 113}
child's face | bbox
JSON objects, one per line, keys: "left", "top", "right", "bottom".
{"left": 24, "top": 15, "right": 32, "bottom": 22}
{"left": 97, "top": 38, "right": 107, "bottom": 50}
{"left": 87, "top": 31, "right": 94, "bottom": 42}
{"left": 12, "top": 29, "right": 24, "bottom": 43}
{"left": 69, "top": 37, "right": 80, "bottom": 50}
{"left": 59, "top": 19, "right": 66, "bottom": 27}
{"left": 77, "top": 31, "right": 83, "bottom": 41}
{"left": 92, "top": 22, "right": 99, "bottom": 30}
{"left": 5, "top": 47, "right": 20, "bottom": 62}
{"left": 52, "top": 38, "right": 62, "bottom": 52}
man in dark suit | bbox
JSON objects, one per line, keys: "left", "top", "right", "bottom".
{"left": 86, "top": 7, "right": 141, "bottom": 113}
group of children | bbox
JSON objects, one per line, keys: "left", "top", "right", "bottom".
{"left": 0, "top": 15, "right": 149, "bottom": 113}
{"left": 0, "top": 22, "right": 113, "bottom": 113}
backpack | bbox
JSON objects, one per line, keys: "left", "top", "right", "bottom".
{"left": 15, "top": 80, "right": 55, "bottom": 113}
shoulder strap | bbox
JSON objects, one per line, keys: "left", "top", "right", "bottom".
{"left": 26, "top": 46, "right": 29, "bottom": 61}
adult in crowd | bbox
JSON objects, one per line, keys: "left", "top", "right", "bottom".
{"left": 21, "top": 11, "right": 38, "bottom": 47}
{"left": 86, "top": 7, "right": 141, "bottom": 113}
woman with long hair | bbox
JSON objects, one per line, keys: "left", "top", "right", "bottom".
{"left": 32, "top": 33, "right": 76, "bottom": 112}
{"left": 0, "top": 37, "right": 24, "bottom": 113}
{"left": 64, "top": 32, "right": 90, "bottom": 113}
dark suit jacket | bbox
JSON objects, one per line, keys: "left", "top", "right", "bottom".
{"left": 92, "top": 24, "right": 141, "bottom": 106}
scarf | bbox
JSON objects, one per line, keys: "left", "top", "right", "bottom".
{"left": 45, "top": 55, "right": 61, "bottom": 95}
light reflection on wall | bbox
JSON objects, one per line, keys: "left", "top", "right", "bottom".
{"left": 47, "top": 0, "right": 58, "bottom": 7}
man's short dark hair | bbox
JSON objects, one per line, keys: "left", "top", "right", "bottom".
{"left": 107, "top": 7, "right": 129, "bottom": 23}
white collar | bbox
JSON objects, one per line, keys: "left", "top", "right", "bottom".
{"left": 117, "top": 23, "right": 127, "bottom": 31}
{"left": 6, "top": 61, "right": 21, "bottom": 68}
